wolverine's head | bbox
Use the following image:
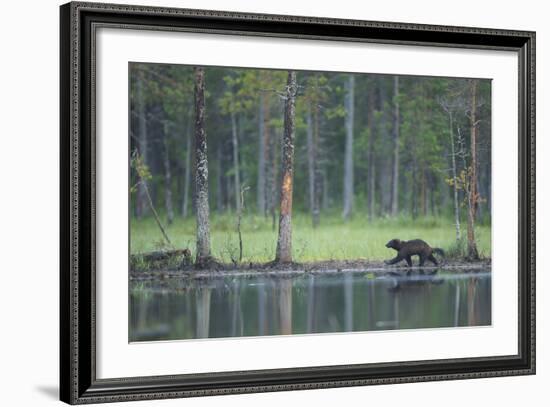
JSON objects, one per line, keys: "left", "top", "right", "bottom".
{"left": 385, "top": 239, "right": 403, "bottom": 250}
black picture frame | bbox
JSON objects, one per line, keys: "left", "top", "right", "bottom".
{"left": 60, "top": 1, "right": 536, "bottom": 404}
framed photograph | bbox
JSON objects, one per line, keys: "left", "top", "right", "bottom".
{"left": 60, "top": 1, "right": 535, "bottom": 404}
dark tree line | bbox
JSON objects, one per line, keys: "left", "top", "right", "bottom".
{"left": 130, "top": 63, "right": 491, "bottom": 264}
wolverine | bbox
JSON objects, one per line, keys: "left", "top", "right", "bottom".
{"left": 384, "top": 238, "right": 444, "bottom": 267}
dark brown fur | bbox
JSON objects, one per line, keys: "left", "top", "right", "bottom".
{"left": 384, "top": 238, "right": 444, "bottom": 268}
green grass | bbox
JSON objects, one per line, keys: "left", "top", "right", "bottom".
{"left": 130, "top": 212, "right": 491, "bottom": 263}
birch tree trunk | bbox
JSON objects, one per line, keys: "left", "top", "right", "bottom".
{"left": 194, "top": 67, "right": 211, "bottom": 265}
{"left": 136, "top": 74, "right": 149, "bottom": 218}
{"left": 391, "top": 76, "right": 400, "bottom": 217}
{"left": 448, "top": 110, "right": 461, "bottom": 241}
{"left": 467, "top": 79, "right": 480, "bottom": 260}
{"left": 275, "top": 71, "right": 297, "bottom": 263}
{"left": 342, "top": 74, "right": 355, "bottom": 221}
{"left": 162, "top": 121, "right": 174, "bottom": 225}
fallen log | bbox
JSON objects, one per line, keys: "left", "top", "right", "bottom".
{"left": 131, "top": 248, "right": 192, "bottom": 271}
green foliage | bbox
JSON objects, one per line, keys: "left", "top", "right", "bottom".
{"left": 445, "top": 237, "right": 468, "bottom": 259}
{"left": 130, "top": 151, "right": 152, "bottom": 193}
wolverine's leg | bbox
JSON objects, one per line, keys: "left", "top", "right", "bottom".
{"left": 405, "top": 256, "right": 413, "bottom": 275}
{"left": 428, "top": 254, "right": 439, "bottom": 265}
{"left": 419, "top": 253, "right": 427, "bottom": 267}
{"left": 385, "top": 255, "right": 404, "bottom": 265}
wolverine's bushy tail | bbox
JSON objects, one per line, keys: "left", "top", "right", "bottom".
{"left": 433, "top": 248, "right": 445, "bottom": 257}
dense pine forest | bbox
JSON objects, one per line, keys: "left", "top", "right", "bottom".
{"left": 129, "top": 63, "right": 491, "bottom": 267}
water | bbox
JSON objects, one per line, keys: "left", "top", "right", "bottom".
{"left": 129, "top": 268, "right": 491, "bottom": 342}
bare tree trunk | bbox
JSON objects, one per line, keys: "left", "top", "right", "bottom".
{"left": 411, "top": 153, "right": 418, "bottom": 219}
{"left": 225, "top": 144, "right": 233, "bottom": 212}
{"left": 467, "top": 80, "right": 480, "bottom": 260}
{"left": 342, "top": 74, "right": 355, "bottom": 221}
{"left": 312, "top": 98, "right": 322, "bottom": 228}
{"left": 266, "top": 128, "right": 278, "bottom": 230}
{"left": 182, "top": 115, "right": 192, "bottom": 218}
{"left": 134, "top": 158, "right": 172, "bottom": 247}
{"left": 162, "top": 121, "right": 174, "bottom": 225}
{"left": 421, "top": 167, "right": 427, "bottom": 216}
{"left": 440, "top": 174, "right": 450, "bottom": 215}
{"left": 479, "top": 158, "right": 490, "bottom": 220}
{"left": 264, "top": 90, "right": 277, "bottom": 227}
{"left": 306, "top": 104, "right": 315, "bottom": 213}
{"left": 307, "top": 97, "right": 322, "bottom": 228}
{"left": 477, "top": 168, "right": 483, "bottom": 220}
{"left": 322, "top": 168, "right": 329, "bottom": 210}
{"left": 367, "top": 82, "right": 376, "bottom": 221}
{"left": 391, "top": 76, "right": 400, "bottom": 216}
{"left": 378, "top": 81, "right": 391, "bottom": 216}
{"left": 429, "top": 173, "right": 437, "bottom": 216}
{"left": 216, "top": 146, "right": 223, "bottom": 213}
{"left": 448, "top": 110, "right": 461, "bottom": 241}
{"left": 275, "top": 71, "right": 297, "bottom": 263}
{"left": 237, "top": 185, "right": 249, "bottom": 262}
{"left": 194, "top": 67, "right": 211, "bottom": 265}
{"left": 136, "top": 74, "right": 148, "bottom": 218}
{"left": 231, "top": 110, "right": 241, "bottom": 214}
{"left": 257, "top": 93, "right": 266, "bottom": 215}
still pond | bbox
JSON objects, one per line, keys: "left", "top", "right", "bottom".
{"left": 129, "top": 268, "right": 491, "bottom": 342}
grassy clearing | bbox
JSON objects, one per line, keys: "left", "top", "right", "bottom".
{"left": 130, "top": 212, "right": 491, "bottom": 263}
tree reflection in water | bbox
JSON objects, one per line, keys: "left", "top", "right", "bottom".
{"left": 129, "top": 269, "right": 491, "bottom": 342}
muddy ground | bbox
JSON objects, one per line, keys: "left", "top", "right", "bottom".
{"left": 130, "top": 253, "right": 491, "bottom": 282}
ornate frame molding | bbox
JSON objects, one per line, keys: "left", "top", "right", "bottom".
{"left": 60, "top": 2, "right": 535, "bottom": 404}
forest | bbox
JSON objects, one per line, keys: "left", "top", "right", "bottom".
{"left": 129, "top": 63, "right": 492, "bottom": 269}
